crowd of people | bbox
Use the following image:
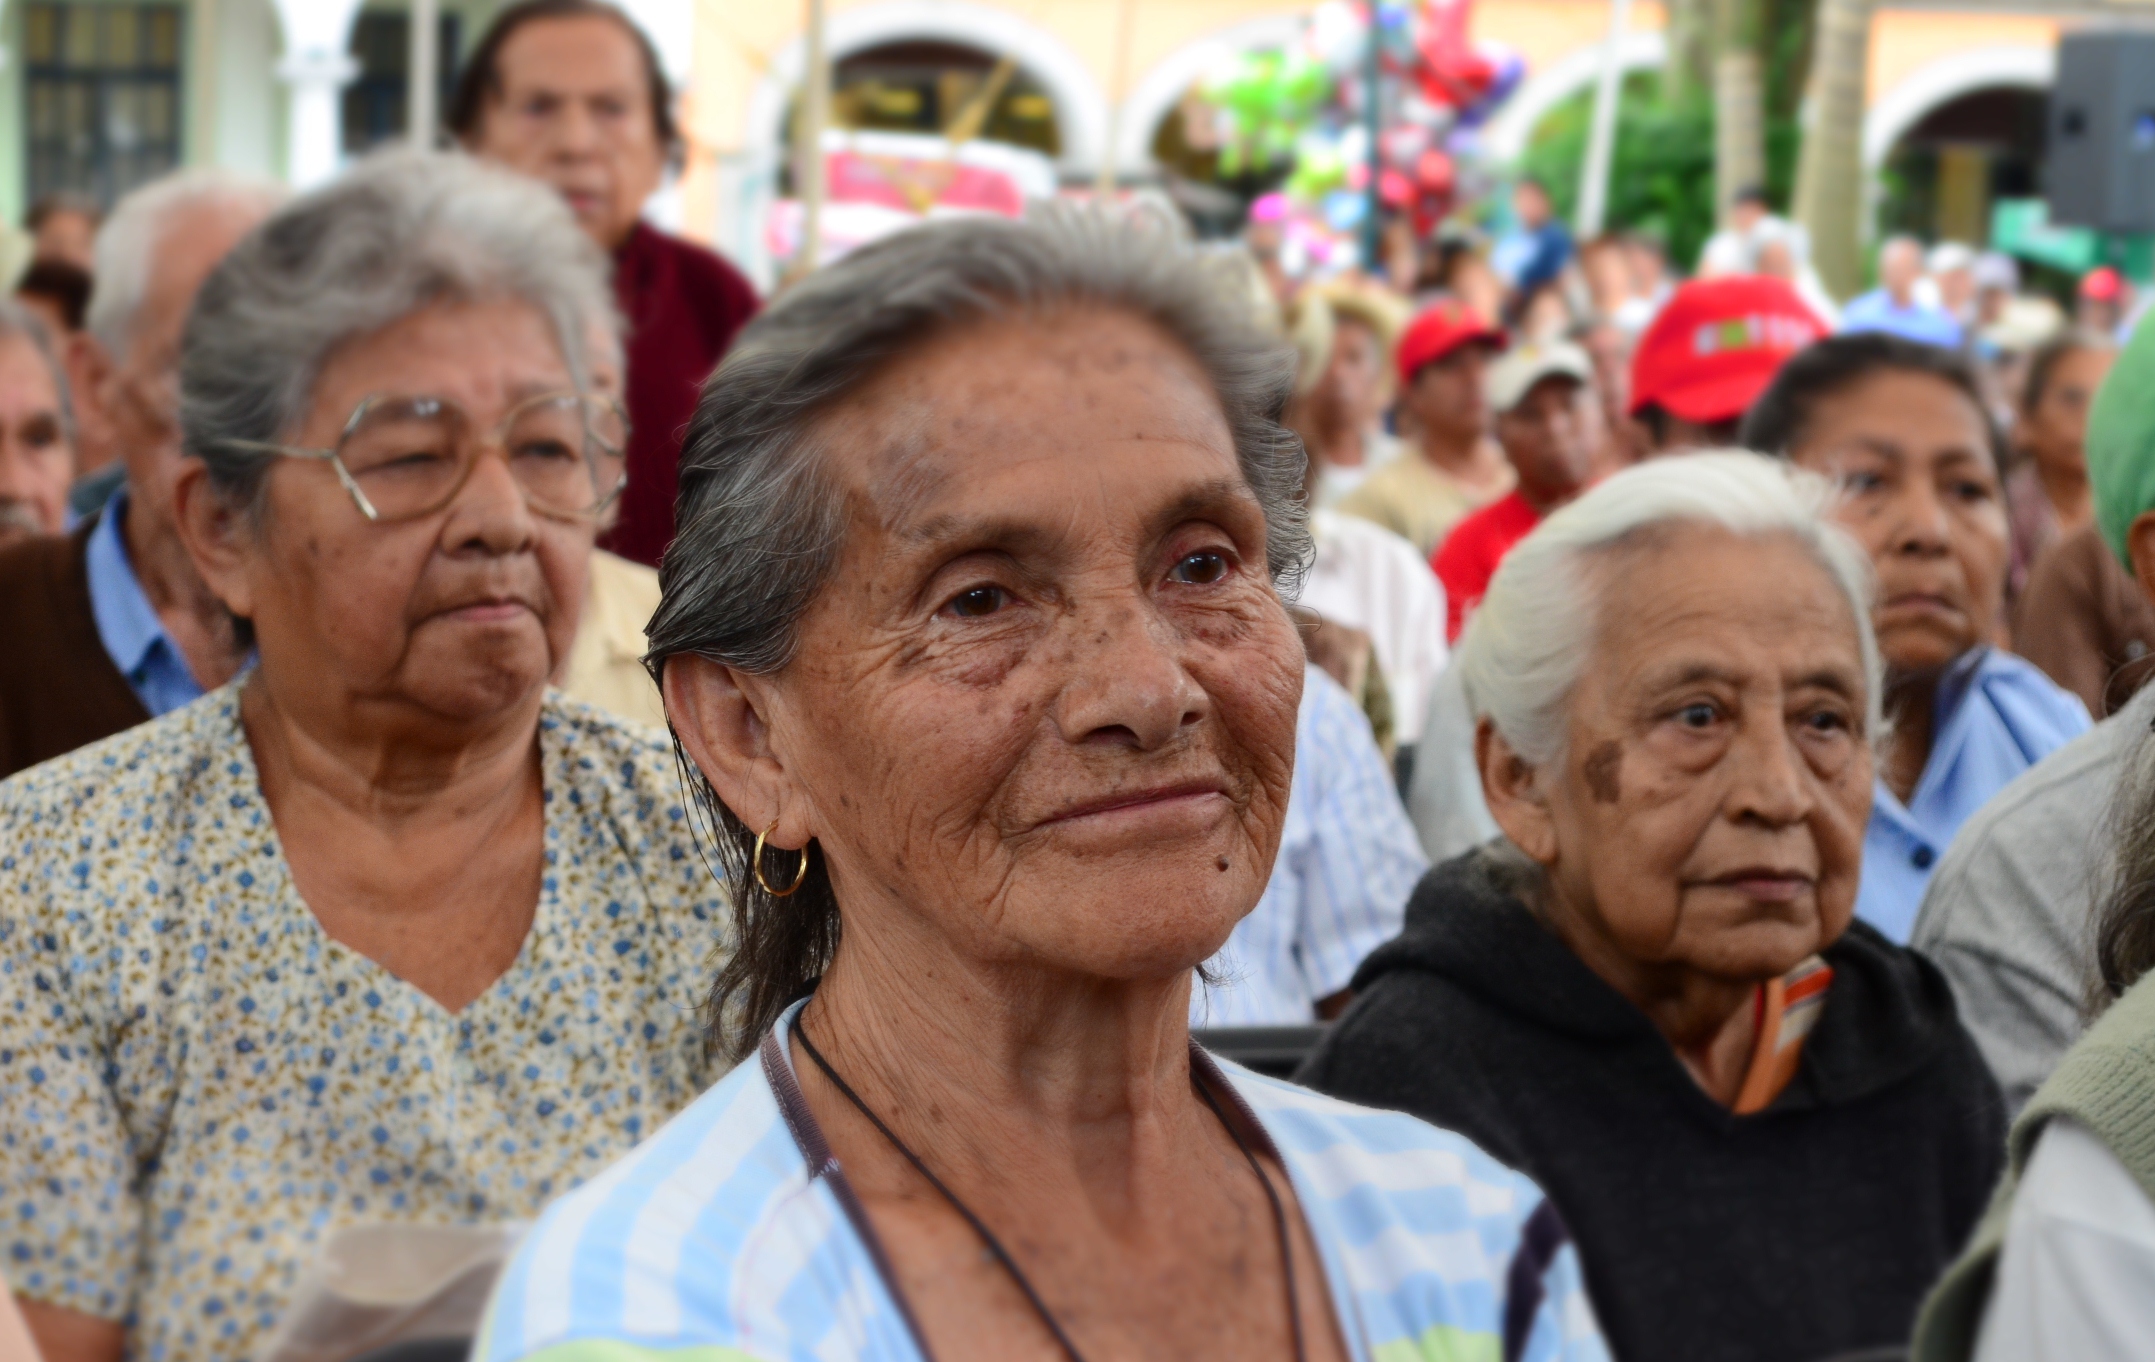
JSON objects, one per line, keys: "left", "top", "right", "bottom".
{"left": 4, "top": 3, "right": 2155, "bottom": 1362}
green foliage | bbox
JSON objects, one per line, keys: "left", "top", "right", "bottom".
{"left": 1521, "top": 76, "right": 1716, "bottom": 267}
{"left": 1521, "top": 12, "right": 1809, "bottom": 271}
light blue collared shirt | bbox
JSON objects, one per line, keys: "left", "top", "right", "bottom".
{"left": 84, "top": 491, "right": 208, "bottom": 718}
{"left": 1193, "top": 665, "right": 1431, "bottom": 1026}
{"left": 1858, "top": 647, "right": 2090, "bottom": 943}
{"left": 1839, "top": 289, "right": 1965, "bottom": 349}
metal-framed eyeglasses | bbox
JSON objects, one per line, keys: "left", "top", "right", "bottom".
{"left": 216, "top": 391, "right": 630, "bottom": 524}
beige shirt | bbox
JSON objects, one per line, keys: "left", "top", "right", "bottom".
{"left": 561, "top": 549, "right": 667, "bottom": 732}
{"left": 1334, "top": 451, "right": 1513, "bottom": 558}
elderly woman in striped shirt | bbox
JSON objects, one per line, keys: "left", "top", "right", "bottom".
{"left": 475, "top": 216, "right": 1609, "bottom": 1362}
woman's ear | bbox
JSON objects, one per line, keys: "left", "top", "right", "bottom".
{"left": 663, "top": 655, "right": 811, "bottom": 849}
{"left": 1478, "top": 717, "right": 1558, "bottom": 865}
{"left": 171, "top": 462, "right": 258, "bottom": 621}
{"left": 2128, "top": 511, "right": 2155, "bottom": 607}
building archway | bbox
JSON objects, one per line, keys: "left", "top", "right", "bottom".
{"left": 1481, "top": 31, "right": 1666, "bottom": 165}
{"left": 746, "top": 1, "right": 1105, "bottom": 179}
{"left": 1876, "top": 83, "right": 2047, "bottom": 244}
{"left": 1862, "top": 44, "right": 2052, "bottom": 172}
{"left": 1114, "top": 14, "right": 1303, "bottom": 179}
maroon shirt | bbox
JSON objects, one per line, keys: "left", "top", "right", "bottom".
{"left": 603, "top": 221, "right": 760, "bottom": 567}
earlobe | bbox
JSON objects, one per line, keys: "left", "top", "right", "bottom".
{"left": 170, "top": 464, "right": 257, "bottom": 620}
{"left": 1476, "top": 719, "right": 1559, "bottom": 864}
{"left": 662, "top": 656, "right": 811, "bottom": 848}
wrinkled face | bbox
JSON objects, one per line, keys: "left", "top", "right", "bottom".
{"left": 219, "top": 299, "right": 593, "bottom": 723}
{"left": 105, "top": 199, "right": 266, "bottom": 539}
{"left": 1537, "top": 528, "right": 1873, "bottom": 981}
{"left": 2022, "top": 345, "right": 2114, "bottom": 478}
{"left": 1880, "top": 241, "right": 1923, "bottom": 297}
{"left": 1406, "top": 344, "right": 1492, "bottom": 444}
{"left": 470, "top": 15, "right": 666, "bottom": 250}
{"left": 1787, "top": 369, "right": 2006, "bottom": 676}
{"left": 1326, "top": 317, "right": 1385, "bottom": 428}
{"left": 1495, "top": 375, "right": 1597, "bottom": 503}
{"left": 760, "top": 309, "right": 1305, "bottom": 979}
{"left": 0, "top": 333, "right": 72, "bottom": 541}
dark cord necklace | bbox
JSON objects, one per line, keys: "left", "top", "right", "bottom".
{"left": 794, "top": 1017, "right": 1309, "bottom": 1362}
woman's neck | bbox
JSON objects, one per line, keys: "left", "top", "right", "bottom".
{"left": 240, "top": 671, "right": 547, "bottom": 1012}
{"left": 242, "top": 669, "right": 543, "bottom": 819}
{"left": 804, "top": 922, "right": 1202, "bottom": 1170}
{"left": 1884, "top": 667, "right": 1942, "bottom": 806}
{"left": 1534, "top": 871, "right": 1759, "bottom": 1107}
{"left": 2036, "top": 458, "right": 2093, "bottom": 530}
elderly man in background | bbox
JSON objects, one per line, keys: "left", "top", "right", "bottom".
{"left": 1913, "top": 317, "right": 2155, "bottom": 1111}
{"left": 1842, "top": 236, "right": 1964, "bottom": 349}
{"left": 455, "top": 0, "right": 758, "bottom": 570}
{"left": 0, "top": 152, "right": 723, "bottom": 1362}
{"left": 0, "top": 170, "right": 280, "bottom": 779}
{"left": 1306, "top": 454, "right": 2006, "bottom": 1362}
{"left": 1336, "top": 300, "right": 1513, "bottom": 556}
{"left": 1434, "top": 339, "right": 1600, "bottom": 641}
{"left": 0, "top": 301, "right": 75, "bottom": 544}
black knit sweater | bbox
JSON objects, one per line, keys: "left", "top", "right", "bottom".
{"left": 1298, "top": 848, "right": 2006, "bottom": 1362}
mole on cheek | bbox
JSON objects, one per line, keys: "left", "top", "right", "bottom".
{"left": 1583, "top": 740, "right": 1623, "bottom": 804}
{"left": 1216, "top": 856, "right": 1230, "bottom": 872}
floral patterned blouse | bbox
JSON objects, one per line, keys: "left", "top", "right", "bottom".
{"left": 0, "top": 683, "right": 728, "bottom": 1362}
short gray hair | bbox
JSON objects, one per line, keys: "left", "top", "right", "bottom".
{"left": 0, "top": 299, "right": 75, "bottom": 446}
{"left": 1455, "top": 450, "right": 1883, "bottom": 767}
{"left": 646, "top": 209, "right": 1310, "bottom": 1057}
{"left": 86, "top": 167, "right": 286, "bottom": 358}
{"left": 179, "top": 150, "right": 618, "bottom": 512}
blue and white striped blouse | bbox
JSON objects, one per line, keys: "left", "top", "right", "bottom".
{"left": 475, "top": 1001, "right": 1609, "bottom": 1362}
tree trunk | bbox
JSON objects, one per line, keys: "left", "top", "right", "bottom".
{"left": 1792, "top": 0, "right": 1875, "bottom": 298}
{"left": 1662, "top": 0, "right": 1712, "bottom": 104}
{"left": 1712, "top": 0, "right": 1765, "bottom": 218}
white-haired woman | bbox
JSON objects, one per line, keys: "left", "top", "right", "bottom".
{"left": 473, "top": 214, "right": 1608, "bottom": 1362}
{"left": 0, "top": 153, "right": 723, "bottom": 1362}
{"left": 1302, "top": 453, "right": 2007, "bottom": 1362}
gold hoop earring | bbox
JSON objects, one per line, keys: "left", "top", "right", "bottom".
{"left": 753, "top": 820, "right": 811, "bottom": 897}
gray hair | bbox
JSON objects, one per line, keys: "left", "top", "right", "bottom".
{"left": 646, "top": 208, "right": 1310, "bottom": 1057}
{"left": 0, "top": 298, "right": 76, "bottom": 446}
{"left": 1455, "top": 450, "right": 1883, "bottom": 767}
{"left": 179, "top": 149, "right": 618, "bottom": 513}
{"left": 86, "top": 167, "right": 286, "bottom": 359}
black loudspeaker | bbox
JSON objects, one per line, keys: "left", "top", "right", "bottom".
{"left": 2048, "top": 30, "right": 2155, "bottom": 232}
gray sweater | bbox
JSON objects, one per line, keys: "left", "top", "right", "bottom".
{"left": 1910, "top": 680, "right": 2155, "bottom": 1111}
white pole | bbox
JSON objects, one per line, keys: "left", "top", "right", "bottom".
{"left": 1096, "top": 0, "right": 1137, "bottom": 198}
{"left": 279, "top": 51, "right": 361, "bottom": 189}
{"left": 795, "top": 0, "right": 830, "bottom": 275}
{"left": 409, "top": 0, "right": 440, "bottom": 149}
{"left": 1576, "top": 0, "right": 1634, "bottom": 237}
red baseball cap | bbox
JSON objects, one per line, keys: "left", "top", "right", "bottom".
{"left": 1627, "top": 276, "right": 1828, "bottom": 423}
{"left": 1396, "top": 301, "right": 1506, "bottom": 385}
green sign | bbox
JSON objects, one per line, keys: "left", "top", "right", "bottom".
{"left": 1992, "top": 199, "right": 2155, "bottom": 282}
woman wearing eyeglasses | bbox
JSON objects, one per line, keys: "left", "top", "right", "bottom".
{"left": 0, "top": 152, "right": 726, "bottom": 1362}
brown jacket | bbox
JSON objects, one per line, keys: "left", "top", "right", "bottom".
{"left": 2015, "top": 520, "right": 2155, "bottom": 718}
{"left": 0, "top": 522, "right": 150, "bottom": 779}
